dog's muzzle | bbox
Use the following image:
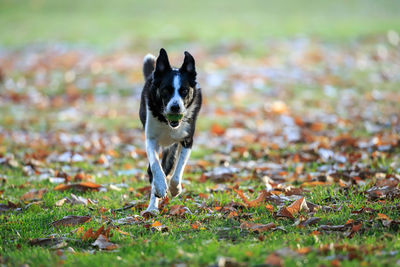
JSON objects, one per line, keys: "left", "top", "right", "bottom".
{"left": 166, "top": 113, "right": 184, "bottom": 128}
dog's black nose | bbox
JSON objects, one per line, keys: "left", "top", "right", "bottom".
{"left": 170, "top": 104, "right": 180, "bottom": 113}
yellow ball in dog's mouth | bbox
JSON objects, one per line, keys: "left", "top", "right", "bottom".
{"left": 166, "top": 113, "right": 184, "bottom": 122}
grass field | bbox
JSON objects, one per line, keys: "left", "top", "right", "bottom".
{"left": 1, "top": 1, "right": 400, "bottom": 266}
{"left": 1, "top": 0, "right": 400, "bottom": 46}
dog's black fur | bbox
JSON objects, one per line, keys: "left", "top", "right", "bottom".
{"left": 139, "top": 48, "right": 202, "bottom": 186}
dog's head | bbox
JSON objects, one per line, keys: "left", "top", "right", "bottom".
{"left": 152, "top": 48, "right": 197, "bottom": 128}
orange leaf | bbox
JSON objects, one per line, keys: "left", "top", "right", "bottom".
{"left": 264, "top": 253, "right": 283, "bottom": 267}
{"left": 377, "top": 213, "right": 391, "bottom": 220}
{"left": 198, "top": 193, "right": 209, "bottom": 199}
{"left": 82, "top": 228, "right": 94, "bottom": 241}
{"left": 287, "top": 197, "right": 308, "bottom": 216}
{"left": 227, "top": 211, "right": 238, "bottom": 218}
{"left": 265, "top": 204, "right": 274, "bottom": 213}
{"left": 310, "top": 230, "right": 321, "bottom": 236}
{"left": 210, "top": 123, "right": 226, "bottom": 136}
{"left": 276, "top": 207, "right": 295, "bottom": 220}
{"left": 152, "top": 221, "right": 162, "bottom": 227}
{"left": 54, "top": 182, "right": 102, "bottom": 192}
{"left": 300, "top": 181, "right": 327, "bottom": 187}
{"left": 233, "top": 188, "right": 269, "bottom": 208}
{"left": 297, "top": 247, "right": 312, "bottom": 255}
{"left": 240, "top": 221, "right": 276, "bottom": 233}
{"left": 93, "top": 225, "right": 105, "bottom": 240}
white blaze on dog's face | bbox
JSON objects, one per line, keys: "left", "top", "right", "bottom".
{"left": 153, "top": 49, "right": 197, "bottom": 128}
{"left": 165, "top": 74, "right": 185, "bottom": 116}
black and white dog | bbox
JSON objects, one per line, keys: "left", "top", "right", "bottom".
{"left": 139, "top": 48, "right": 202, "bottom": 213}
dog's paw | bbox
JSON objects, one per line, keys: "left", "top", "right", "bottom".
{"left": 153, "top": 173, "right": 168, "bottom": 198}
{"left": 169, "top": 178, "right": 182, "bottom": 197}
{"left": 141, "top": 208, "right": 159, "bottom": 218}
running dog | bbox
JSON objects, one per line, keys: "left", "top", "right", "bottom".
{"left": 139, "top": 48, "right": 202, "bottom": 213}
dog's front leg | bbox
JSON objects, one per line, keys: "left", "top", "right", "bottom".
{"left": 146, "top": 138, "right": 168, "bottom": 203}
{"left": 170, "top": 145, "right": 191, "bottom": 197}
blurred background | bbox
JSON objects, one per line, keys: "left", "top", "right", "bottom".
{"left": 1, "top": 0, "right": 400, "bottom": 48}
{"left": 0, "top": 0, "right": 399, "bottom": 156}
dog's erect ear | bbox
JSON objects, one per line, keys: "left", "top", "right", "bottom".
{"left": 179, "top": 51, "right": 196, "bottom": 79}
{"left": 154, "top": 48, "right": 171, "bottom": 78}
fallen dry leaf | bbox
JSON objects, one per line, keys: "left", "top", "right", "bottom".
{"left": 210, "top": 123, "right": 226, "bottom": 136}
{"left": 264, "top": 253, "right": 283, "bottom": 267}
{"left": 287, "top": 197, "right": 309, "bottom": 215}
{"left": 0, "top": 201, "right": 18, "bottom": 212}
{"left": 240, "top": 221, "right": 276, "bottom": 233}
{"left": 21, "top": 189, "right": 47, "bottom": 201}
{"left": 234, "top": 188, "right": 270, "bottom": 208}
{"left": 92, "top": 234, "right": 118, "bottom": 250}
{"left": 169, "top": 205, "right": 192, "bottom": 216}
{"left": 54, "top": 182, "right": 103, "bottom": 192}
{"left": 29, "top": 236, "right": 65, "bottom": 248}
{"left": 56, "top": 193, "right": 97, "bottom": 206}
{"left": 51, "top": 215, "right": 91, "bottom": 227}
{"left": 276, "top": 207, "right": 295, "bottom": 220}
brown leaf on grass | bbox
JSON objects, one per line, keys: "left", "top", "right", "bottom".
{"left": 233, "top": 188, "right": 270, "bottom": 208}
{"left": 296, "top": 247, "right": 313, "bottom": 255}
{"left": 51, "top": 215, "right": 91, "bottom": 227}
{"left": 169, "top": 205, "right": 192, "bottom": 216}
{"left": 300, "top": 181, "right": 327, "bottom": 187}
{"left": 377, "top": 213, "right": 391, "bottom": 220}
{"left": 210, "top": 123, "right": 226, "bottom": 136}
{"left": 152, "top": 221, "right": 162, "bottom": 227}
{"left": 351, "top": 207, "right": 376, "bottom": 214}
{"left": 21, "top": 189, "right": 47, "bottom": 201}
{"left": 265, "top": 204, "right": 274, "bottom": 213}
{"left": 29, "top": 236, "right": 65, "bottom": 248}
{"left": 198, "top": 193, "right": 209, "bottom": 199}
{"left": 318, "top": 224, "right": 351, "bottom": 232}
{"left": 113, "top": 216, "right": 143, "bottom": 225}
{"left": 276, "top": 207, "right": 295, "bottom": 220}
{"left": 145, "top": 221, "right": 168, "bottom": 232}
{"left": 297, "top": 217, "right": 321, "bottom": 227}
{"left": 74, "top": 172, "right": 92, "bottom": 181}
{"left": 92, "top": 234, "right": 118, "bottom": 250}
{"left": 55, "top": 193, "right": 97, "bottom": 206}
{"left": 264, "top": 253, "right": 283, "bottom": 267}
{"left": 81, "top": 225, "right": 111, "bottom": 241}
{"left": 0, "top": 201, "right": 18, "bottom": 212}
{"left": 115, "top": 228, "right": 133, "bottom": 237}
{"left": 276, "top": 197, "right": 309, "bottom": 220}
{"left": 347, "top": 222, "right": 362, "bottom": 239}
{"left": 240, "top": 221, "right": 276, "bottom": 233}
{"left": 54, "top": 182, "right": 103, "bottom": 192}
{"left": 81, "top": 228, "right": 94, "bottom": 241}
{"left": 287, "top": 197, "right": 309, "bottom": 215}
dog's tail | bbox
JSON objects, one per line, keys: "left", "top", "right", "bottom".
{"left": 143, "top": 54, "right": 156, "bottom": 81}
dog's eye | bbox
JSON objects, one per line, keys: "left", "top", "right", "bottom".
{"left": 180, "top": 88, "right": 189, "bottom": 97}
{"left": 160, "top": 87, "right": 169, "bottom": 97}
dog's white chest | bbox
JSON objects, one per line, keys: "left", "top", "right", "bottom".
{"left": 145, "top": 110, "right": 189, "bottom": 147}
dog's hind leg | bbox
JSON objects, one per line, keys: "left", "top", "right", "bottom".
{"left": 161, "top": 143, "right": 179, "bottom": 178}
